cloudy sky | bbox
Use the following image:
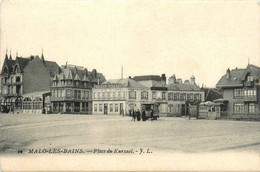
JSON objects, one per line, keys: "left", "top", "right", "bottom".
{"left": 0, "top": 0, "right": 259, "bottom": 87}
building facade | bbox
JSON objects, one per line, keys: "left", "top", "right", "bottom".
{"left": 0, "top": 51, "right": 59, "bottom": 113}
{"left": 167, "top": 75, "right": 205, "bottom": 117}
{"left": 92, "top": 78, "right": 149, "bottom": 115}
{"left": 216, "top": 64, "right": 260, "bottom": 117}
{"left": 132, "top": 74, "right": 168, "bottom": 116}
{"left": 50, "top": 64, "right": 105, "bottom": 114}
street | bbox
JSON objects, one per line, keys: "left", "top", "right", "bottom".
{"left": 1, "top": 113, "right": 260, "bottom": 154}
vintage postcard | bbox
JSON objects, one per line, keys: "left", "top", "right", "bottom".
{"left": 0, "top": 0, "right": 260, "bottom": 171}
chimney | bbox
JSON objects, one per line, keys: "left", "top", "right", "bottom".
{"left": 161, "top": 74, "right": 166, "bottom": 82}
{"left": 129, "top": 76, "right": 131, "bottom": 79}
{"left": 226, "top": 68, "right": 231, "bottom": 79}
{"left": 177, "top": 78, "right": 182, "bottom": 84}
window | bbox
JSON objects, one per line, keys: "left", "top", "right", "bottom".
{"left": 247, "top": 75, "right": 253, "bottom": 81}
{"left": 233, "top": 103, "right": 244, "bottom": 113}
{"left": 85, "top": 91, "right": 89, "bottom": 99}
{"left": 102, "top": 92, "right": 105, "bottom": 99}
{"left": 162, "top": 92, "right": 166, "bottom": 100}
{"left": 115, "top": 104, "right": 118, "bottom": 112}
{"left": 97, "top": 92, "right": 100, "bottom": 99}
{"left": 152, "top": 92, "right": 157, "bottom": 100}
{"left": 94, "top": 104, "right": 97, "bottom": 112}
{"left": 82, "top": 91, "right": 85, "bottom": 99}
{"left": 107, "top": 92, "right": 110, "bottom": 99}
{"left": 249, "top": 103, "right": 255, "bottom": 113}
{"left": 67, "top": 90, "right": 71, "bottom": 97}
{"left": 74, "top": 90, "right": 77, "bottom": 99}
{"left": 78, "top": 90, "right": 81, "bottom": 99}
{"left": 141, "top": 91, "right": 148, "bottom": 100}
{"left": 234, "top": 88, "right": 243, "bottom": 98}
{"left": 113, "top": 92, "right": 116, "bottom": 99}
{"left": 67, "top": 80, "right": 72, "bottom": 85}
{"left": 58, "top": 90, "right": 61, "bottom": 97}
{"left": 99, "top": 103, "right": 102, "bottom": 112}
{"left": 180, "top": 94, "right": 184, "bottom": 101}
{"left": 187, "top": 94, "right": 191, "bottom": 100}
{"left": 168, "top": 92, "right": 173, "bottom": 100}
{"left": 174, "top": 93, "right": 179, "bottom": 101}
{"left": 129, "top": 90, "right": 136, "bottom": 99}
{"left": 54, "top": 90, "right": 57, "bottom": 97}
{"left": 110, "top": 104, "right": 113, "bottom": 112}
{"left": 244, "top": 89, "right": 256, "bottom": 97}
{"left": 118, "top": 92, "right": 121, "bottom": 99}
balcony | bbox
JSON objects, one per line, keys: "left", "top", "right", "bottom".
{"left": 244, "top": 96, "right": 257, "bottom": 102}
{"left": 244, "top": 81, "right": 254, "bottom": 87}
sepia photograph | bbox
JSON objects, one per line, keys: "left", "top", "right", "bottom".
{"left": 0, "top": 0, "right": 260, "bottom": 171}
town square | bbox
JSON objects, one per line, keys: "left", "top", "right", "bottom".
{"left": 1, "top": 113, "right": 260, "bottom": 154}
{"left": 0, "top": 1, "right": 260, "bottom": 171}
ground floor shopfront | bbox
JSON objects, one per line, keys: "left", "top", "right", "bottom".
{"left": 92, "top": 100, "right": 168, "bottom": 116}
{"left": 51, "top": 101, "right": 92, "bottom": 114}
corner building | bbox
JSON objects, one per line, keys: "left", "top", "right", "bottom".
{"left": 92, "top": 78, "right": 148, "bottom": 115}
{"left": 50, "top": 64, "right": 105, "bottom": 114}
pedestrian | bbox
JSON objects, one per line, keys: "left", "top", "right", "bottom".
{"left": 132, "top": 109, "right": 136, "bottom": 121}
{"left": 136, "top": 109, "right": 141, "bottom": 121}
{"left": 150, "top": 109, "right": 154, "bottom": 121}
{"left": 129, "top": 110, "right": 132, "bottom": 117}
{"left": 142, "top": 109, "right": 146, "bottom": 121}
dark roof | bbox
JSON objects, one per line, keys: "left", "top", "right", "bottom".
{"left": 167, "top": 83, "right": 201, "bottom": 91}
{"left": 97, "top": 78, "right": 146, "bottom": 88}
{"left": 44, "top": 61, "right": 60, "bottom": 77}
{"left": 133, "top": 75, "right": 164, "bottom": 82}
{"left": 203, "top": 88, "right": 223, "bottom": 102}
{"left": 55, "top": 67, "right": 106, "bottom": 84}
{"left": 216, "top": 64, "right": 260, "bottom": 87}
{"left": 16, "top": 57, "right": 30, "bottom": 71}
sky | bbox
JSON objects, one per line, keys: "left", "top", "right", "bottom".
{"left": 0, "top": 0, "right": 259, "bottom": 87}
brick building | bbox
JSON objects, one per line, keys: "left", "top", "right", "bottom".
{"left": 216, "top": 64, "right": 260, "bottom": 118}
{"left": 50, "top": 64, "right": 105, "bottom": 114}
{"left": 92, "top": 78, "right": 148, "bottom": 115}
{"left": 167, "top": 74, "right": 205, "bottom": 117}
{"left": 0, "top": 51, "right": 59, "bottom": 113}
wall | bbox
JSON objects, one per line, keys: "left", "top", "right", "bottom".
{"left": 23, "top": 57, "right": 51, "bottom": 94}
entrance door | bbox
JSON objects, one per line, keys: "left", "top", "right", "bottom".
{"left": 181, "top": 104, "right": 186, "bottom": 116}
{"left": 104, "top": 103, "right": 108, "bottom": 115}
{"left": 120, "top": 103, "right": 123, "bottom": 115}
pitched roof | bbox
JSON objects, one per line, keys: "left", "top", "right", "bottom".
{"left": 216, "top": 64, "right": 260, "bottom": 87}
{"left": 16, "top": 57, "right": 30, "bottom": 71}
{"left": 133, "top": 75, "right": 164, "bottom": 82}
{"left": 44, "top": 61, "right": 60, "bottom": 77}
{"left": 203, "top": 88, "right": 223, "bottom": 102}
{"left": 167, "top": 83, "right": 201, "bottom": 91}
{"left": 55, "top": 67, "right": 106, "bottom": 84}
{"left": 99, "top": 78, "right": 147, "bottom": 88}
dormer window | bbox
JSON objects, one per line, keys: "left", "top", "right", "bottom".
{"left": 247, "top": 75, "right": 253, "bottom": 82}
{"left": 75, "top": 81, "right": 79, "bottom": 86}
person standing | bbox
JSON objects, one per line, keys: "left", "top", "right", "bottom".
{"left": 136, "top": 109, "right": 141, "bottom": 121}
{"left": 132, "top": 109, "right": 136, "bottom": 121}
{"left": 150, "top": 109, "right": 154, "bottom": 121}
{"left": 142, "top": 109, "right": 146, "bottom": 121}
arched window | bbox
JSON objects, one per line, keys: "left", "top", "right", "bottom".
{"left": 23, "top": 97, "right": 32, "bottom": 110}
{"left": 33, "top": 97, "right": 42, "bottom": 109}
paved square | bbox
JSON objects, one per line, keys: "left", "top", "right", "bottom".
{"left": 1, "top": 113, "right": 260, "bottom": 154}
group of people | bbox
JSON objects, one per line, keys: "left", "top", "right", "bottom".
{"left": 129, "top": 109, "right": 154, "bottom": 122}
